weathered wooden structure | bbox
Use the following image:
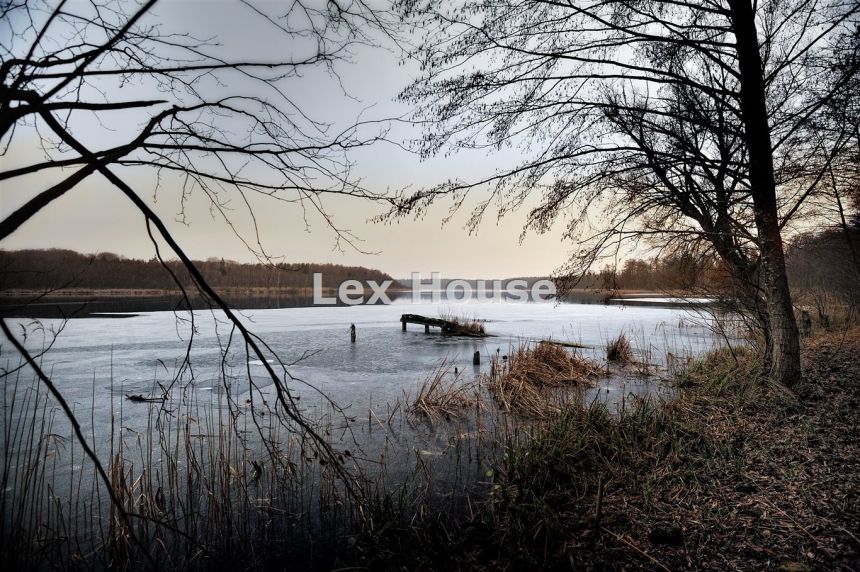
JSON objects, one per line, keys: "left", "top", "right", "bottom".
{"left": 400, "top": 313, "right": 458, "bottom": 334}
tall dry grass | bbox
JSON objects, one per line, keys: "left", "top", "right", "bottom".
{"left": 2, "top": 316, "right": 741, "bottom": 570}
{"left": 486, "top": 341, "right": 600, "bottom": 416}
{"left": 437, "top": 309, "right": 486, "bottom": 336}
{"left": 605, "top": 331, "right": 634, "bottom": 363}
{"left": 348, "top": 339, "right": 771, "bottom": 570}
{"left": 0, "top": 364, "right": 356, "bottom": 570}
{"left": 407, "top": 360, "right": 479, "bottom": 420}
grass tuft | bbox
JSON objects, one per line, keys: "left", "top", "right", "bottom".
{"left": 438, "top": 309, "right": 486, "bottom": 336}
{"left": 606, "top": 331, "right": 633, "bottom": 362}
{"left": 407, "top": 360, "right": 478, "bottom": 420}
{"left": 672, "top": 345, "right": 770, "bottom": 405}
{"left": 486, "top": 341, "right": 600, "bottom": 416}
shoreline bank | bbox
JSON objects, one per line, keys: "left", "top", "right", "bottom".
{"left": 347, "top": 327, "right": 860, "bottom": 570}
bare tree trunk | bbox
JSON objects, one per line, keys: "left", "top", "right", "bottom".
{"left": 730, "top": 0, "right": 802, "bottom": 386}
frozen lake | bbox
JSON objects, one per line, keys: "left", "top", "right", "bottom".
{"left": 3, "top": 297, "right": 719, "bottom": 435}
{"left": 0, "top": 296, "right": 725, "bottom": 565}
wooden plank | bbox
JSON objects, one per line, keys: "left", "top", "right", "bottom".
{"left": 400, "top": 313, "right": 457, "bottom": 332}
{"left": 400, "top": 313, "right": 450, "bottom": 326}
{"left": 400, "top": 313, "right": 485, "bottom": 337}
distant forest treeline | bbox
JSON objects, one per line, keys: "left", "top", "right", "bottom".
{"left": 0, "top": 249, "right": 396, "bottom": 292}
{"left": 785, "top": 227, "right": 860, "bottom": 304}
{"left": 2, "top": 224, "right": 857, "bottom": 298}
{"left": 572, "top": 255, "right": 713, "bottom": 292}
{"left": 567, "top": 225, "right": 860, "bottom": 300}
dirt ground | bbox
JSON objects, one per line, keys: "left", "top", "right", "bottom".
{"left": 587, "top": 328, "right": 860, "bottom": 570}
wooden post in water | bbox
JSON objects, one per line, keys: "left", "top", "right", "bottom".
{"left": 425, "top": 324, "right": 430, "bottom": 334}
{"left": 350, "top": 323, "right": 356, "bottom": 343}
{"left": 402, "top": 320, "right": 406, "bottom": 331}
{"left": 473, "top": 351, "right": 480, "bottom": 365}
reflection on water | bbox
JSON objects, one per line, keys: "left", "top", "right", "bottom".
{"left": 0, "top": 289, "right": 614, "bottom": 318}
{"left": 0, "top": 292, "right": 366, "bottom": 318}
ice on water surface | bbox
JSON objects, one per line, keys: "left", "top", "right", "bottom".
{"left": 4, "top": 298, "right": 718, "bottom": 431}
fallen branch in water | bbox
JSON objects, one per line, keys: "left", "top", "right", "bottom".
{"left": 125, "top": 394, "right": 166, "bottom": 403}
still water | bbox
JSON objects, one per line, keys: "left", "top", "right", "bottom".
{"left": 0, "top": 294, "right": 725, "bottom": 563}
{"left": 4, "top": 296, "right": 718, "bottom": 437}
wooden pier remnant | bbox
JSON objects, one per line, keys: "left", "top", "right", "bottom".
{"left": 400, "top": 314, "right": 488, "bottom": 337}
{"left": 400, "top": 313, "right": 457, "bottom": 334}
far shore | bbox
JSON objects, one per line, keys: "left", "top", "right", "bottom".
{"left": 0, "top": 286, "right": 409, "bottom": 298}
{"left": 0, "top": 287, "right": 710, "bottom": 319}
{"left": 0, "top": 287, "right": 689, "bottom": 299}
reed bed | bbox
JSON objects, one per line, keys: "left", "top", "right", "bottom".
{"left": 0, "top": 360, "right": 357, "bottom": 570}
{"left": 349, "top": 334, "right": 854, "bottom": 570}
{"left": 407, "top": 360, "right": 479, "bottom": 420}
{"left": 345, "top": 325, "right": 860, "bottom": 570}
{"left": 437, "top": 309, "right": 486, "bottom": 336}
{"left": 605, "top": 331, "right": 634, "bottom": 363}
{"left": 486, "top": 341, "right": 601, "bottom": 416}
{"left": 2, "top": 317, "right": 755, "bottom": 570}
{"left": 1, "top": 354, "right": 498, "bottom": 571}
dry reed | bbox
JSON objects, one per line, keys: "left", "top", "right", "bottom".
{"left": 0, "top": 363, "right": 353, "bottom": 570}
{"left": 486, "top": 341, "right": 600, "bottom": 416}
{"left": 437, "top": 309, "right": 486, "bottom": 336}
{"left": 407, "top": 360, "right": 478, "bottom": 420}
{"left": 606, "top": 331, "right": 634, "bottom": 362}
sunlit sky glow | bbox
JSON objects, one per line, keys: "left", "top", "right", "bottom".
{"left": 0, "top": 1, "right": 581, "bottom": 278}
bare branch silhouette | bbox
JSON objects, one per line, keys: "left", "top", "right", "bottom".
{"left": 389, "top": 0, "right": 859, "bottom": 385}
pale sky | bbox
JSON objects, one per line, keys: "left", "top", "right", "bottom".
{"left": 0, "top": 0, "right": 574, "bottom": 279}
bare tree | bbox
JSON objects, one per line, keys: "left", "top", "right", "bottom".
{"left": 391, "top": 0, "right": 859, "bottom": 386}
{"left": 0, "top": 0, "right": 400, "bottom": 544}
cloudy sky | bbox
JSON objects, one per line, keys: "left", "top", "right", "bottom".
{"left": 0, "top": 0, "right": 573, "bottom": 279}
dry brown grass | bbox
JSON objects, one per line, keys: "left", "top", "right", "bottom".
{"left": 353, "top": 329, "right": 860, "bottom": 570}
{"left": 606, "top": 331, "right": 634, "bottom": 362}
{"left": 438, "top": 309, "right": 486, "bottom": 336}
{"left": 486, "top": 341, "right": 600, "bottom": 416}
{"left": 0, "top": 369, "right": 348, "bottom": 570}
{"left": 407, "top": 360, "right": 478, "bottom": 420}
